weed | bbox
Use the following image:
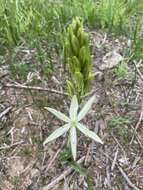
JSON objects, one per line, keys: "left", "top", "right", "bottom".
{"left": 12, "top": 176, "right": 22, "bottom": 186}
{"left": 114, "top": 61, "right": 128, "bottom": 79}
{"left": 108, "top": 116, "right": 131, "bottom": 129}
{"left": 18, "top": 147, "right": 32, "bottom": 157}
{"left": 108, "top": 116, "right": 132, "bottom": 142}
{"left": 0, "top": 0, "right": 143, "bottom": 63}
{"left": 32, "top": 135, "right": 43, "bottom": 145}
{"left": 60, "top": 146, "right": 94, "bottom": 190}
{"left": 10, "top": 62, "right": 34, "bottom": 80}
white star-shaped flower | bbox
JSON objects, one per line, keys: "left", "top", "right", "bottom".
{"left": 43, "top": 95, "right": 103, "bottom": 160}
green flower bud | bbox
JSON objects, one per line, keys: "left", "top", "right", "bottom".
{"left": 71, "top": 35, "right": 80, "bottom": 56}
{"left": 71, "top": 56, "right": 81, "bottom": 71}
{"left": 66, "top": 80, "right": 75, "bottom": 97}
{"left": 64, "top": 17, "right": 93, "bottom": 101}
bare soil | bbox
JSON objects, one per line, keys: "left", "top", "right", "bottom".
{"left": 0, "top": 31, "right": 143, "bottom": 190}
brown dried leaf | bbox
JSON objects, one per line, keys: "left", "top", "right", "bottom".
{"left": 99, "top": 51, "right": 123, "bottom": 70}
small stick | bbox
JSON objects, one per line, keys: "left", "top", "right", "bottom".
{"left": 134, "top": 109, "right": 143, "bottom": 131}
{"left": 0, "top": 140, "right": 24, "bottom": 150}
{"left": 111, "top": 147, "right": 118, "bottom": 171}
{"left": 133, "top": 60, "right": 143, "bottom": 81}
{"left": 3, "top": 83, "right": 68, "bottom": 96}
{"left": 100, "top": 150, "right": 140, "bottom": 190}
{"left": 111, "top": 133, "right": 127, "bottom": 160}
{"left": 130, "top": 125, "right": 143, "bottom": 149}
{"left": 130, "top": 108, "right": 143, "bottom": 144}
{"left": 0, "top": 73, "right": 8, "bottom": 79}
{"left": 105, "top": 147, "right": 111, "bottom": 188}
{"left": 118, "top": 166, "right": 140, "bottom": 190}
{"left": 42, "top": 156, "right": 85, "bottom": 190}
{"left": 84, "top": 144, "right": 91, "bottom": 166}
{"left": 0, "top": 106, "right": 12, "bottom": 119}
{"left": 45, "top": 140, "right": 66, "bottom": 171}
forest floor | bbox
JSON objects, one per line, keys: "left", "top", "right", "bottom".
{"left": 0, "top": 31, "right": 143, "bottom": 190}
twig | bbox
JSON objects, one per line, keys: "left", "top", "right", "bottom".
{"left": 130, "top": 107, "right": 143, "bottom": 144}
{"left": 3, "top": 83, "right": 68, "bottom": 96}
{"left": 84, "top": 144, "right": 91, "bottom": 166}
{"left": 111, "top": 133, "right": 127, "bottom": 159}
{"left": 133, "top": 60, "right": 143, "bottom": 81}
{"left": 45, "top": 140, "right": 66, "bottom": 172}
{"left": 134, "top": 108, "right": 143, "bottom": 131}
{"left": 118, "top": 166, "right": 140, "bottom": 190}
{"left": 105, "top": 146, "right": 111, "bottom": 188}
{"left": 42, "top": 156, "right": 85, "bottom": 190}
{"left": 0, "top": 106, "right": 12, "bottom": 119}
{"left": 130, "top": 125, "right": 143, "bottom": 149}
{"left": 21, "top": 160, "right": 37, "bottom": 175}
{"left": 111, "top": 147, "right": 118, "bottom": 171}
{"left": 0, "top": 73, "right": 8, "bottom": 79}
{"left": 100, "top": 150, "right": 140, "bottom": 190}
{"left": 0, "top": 140, "right": 24, "bottom": 150}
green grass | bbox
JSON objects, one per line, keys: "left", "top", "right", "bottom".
{"left": 0, "top": 0, "right": 143, "bottom": 79}
{"left": 114, "top": 61, "right": 129, "bottom": 79}
{"left": 0, "top": 0, "right": 142, "bottom": 46}
{"left": 108, "top": 116, "right": 132, "bottom": 142}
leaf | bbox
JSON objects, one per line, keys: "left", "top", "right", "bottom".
{"left": 75, "top": 71, "right": 84, "bottom": 84}
{"left": 79, "top": 46, "right": 86, "bottom": 63}
{"left": 69, "top": 95, "right": 78, "bottom": 120}
{"left": 68, "top": 161, "right": 95, "bottom": 190}
{"left": 86, "top": 176, "right": 95, "bottom": 190}
{"left": 77, "top": 123, "right": 103, "bottom": 144}
{"left": 71, "top": 35, "right": 79, "bottom": 55}
{"left": 71, "top": 56, "right": 81, "bottom": 70}
{"left": 78, "top": 95, "right": 95, "bottom": 121}
{"left": 70, "top": 127, "right": 77, "bottom": 160}
{"left": 45, "top": 107, "right": 70, "bottom": 122}
{"left": 43, "top": 124, "right": 70, "bottom": 145}
{"left": 60, "top": 146, "right": 72, "bottom": 163}
{"left": 69, "top": 161, "right": 88, "bottom": 176}
{"left": 66, "top": 80, "right": 75, "bottom": 97}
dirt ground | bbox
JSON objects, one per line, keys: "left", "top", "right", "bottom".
{"left": 0, "top": 31, "right": 143, "bottom": 190}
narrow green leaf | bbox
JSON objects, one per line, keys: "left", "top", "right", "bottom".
{"left": 43, "top": 124, "right": 70, "bottom": 145}
{"left": 67, "top": 161, "right": 95, "bottom": 190}
{"left": 45, "top": 107, "right": 70, "bottom": 122}
{"left": 77, "top": 123, "right": 103, "bottom": 144}
{"left": 70, "top": 127, "right": 77, "bottom": 161}
{"left": 69, "top": 161, "right": 88, "bottom": 176}
{"left": 69, "top": 95, "right": 78, "bottom": 120}
{"left": 78, "top": 95, "right": 95, "bottom": 121}
{"left": 66, "top": 80, "right": 75, "bottom": 97}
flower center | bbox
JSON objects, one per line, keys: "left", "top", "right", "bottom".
{"left": 71, "top": 120, "right": 77, "bottom": 128}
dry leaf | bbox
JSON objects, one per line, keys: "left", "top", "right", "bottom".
{"left": 99, "top": 51, "right": 123, "bottom": 70}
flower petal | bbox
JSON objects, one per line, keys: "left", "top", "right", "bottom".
{"left": 43, "top": 124, "right": 70, "bottom": 145}
{"left": 70, "top": 126, "right": 77, "bottom": 161}
{"left": 77, "top": 95, "right": 95, "bottom": 121}
{"left": 69, "top": 95, "right": 78, "bottom": 120}
{"left": 77, "top": 123, "right": 103, "bottom": 144}
{"left": 45, "top": 107, "right": 70, "bottom": 122}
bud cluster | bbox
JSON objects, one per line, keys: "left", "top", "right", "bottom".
{"left": 64, "top": 17, "right": 93, "bottom": 101}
